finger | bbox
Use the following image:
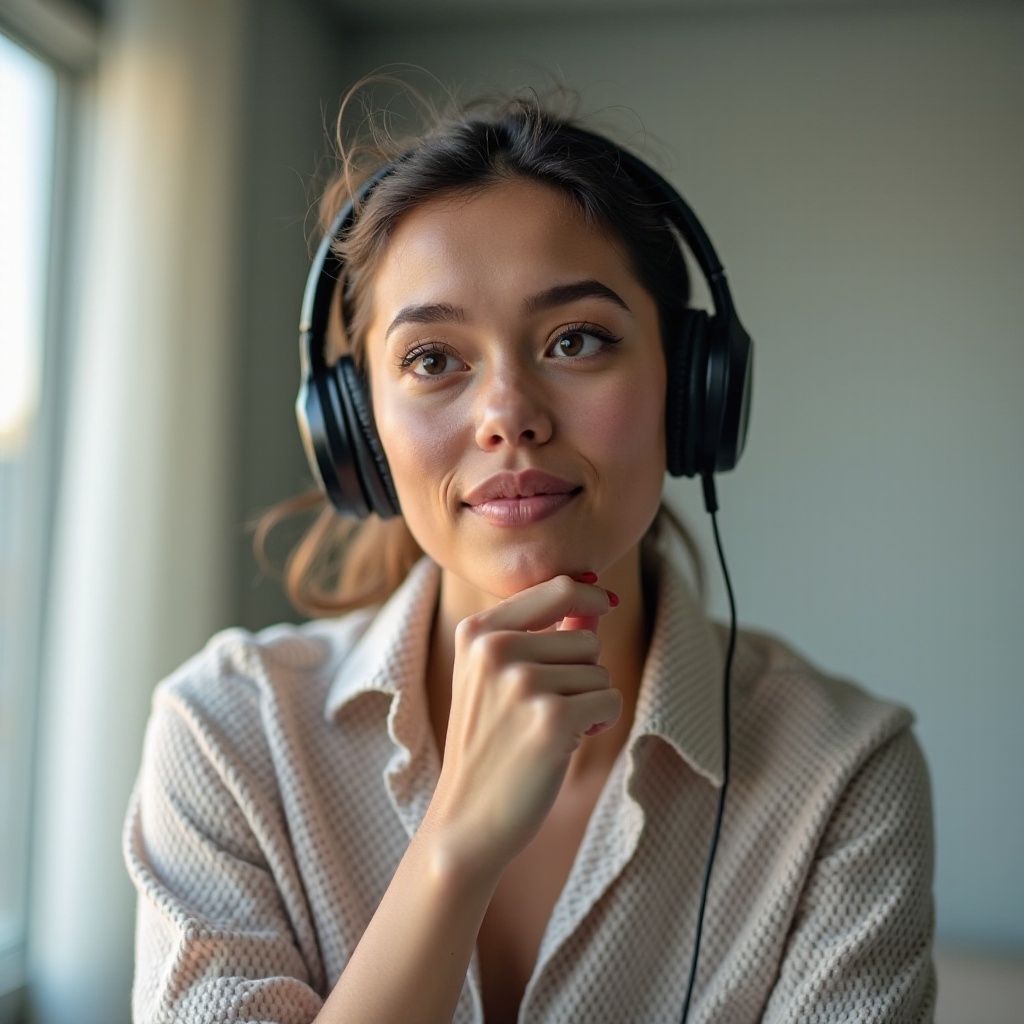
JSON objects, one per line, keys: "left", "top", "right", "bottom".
{"left": 558, "top": 612, "right": 600, "bottom": 634}
{"left": 488, "top": 628, "right": 602, "bottom": 666}
{"left": 563, "top": 686, "right": 623, "bottom": 737}
{"left": 507, "top": 662, "right": 611, "bottom": 697}
{"left": 559, "top": 584, "right": 618, "bottom": 634}
{"left": 478, "top": 576, "right": 613, "bottom": 634}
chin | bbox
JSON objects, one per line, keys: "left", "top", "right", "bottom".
{"left": 475, "top": 546, "right": 596, "bottom": 598}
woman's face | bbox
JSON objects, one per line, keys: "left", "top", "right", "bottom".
{"left": 364, "top": 177, "right": 667, "bottom": 600}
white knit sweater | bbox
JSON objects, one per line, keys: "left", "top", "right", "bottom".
{"left": 125, "top": 556, "right": 935, "bottom": 1023}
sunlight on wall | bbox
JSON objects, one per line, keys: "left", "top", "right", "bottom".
{"left": 0, "top": 29, "right": 55, "bottom": 998}
{"left": 0, "top": 33, "right": 54, "bottom": 457}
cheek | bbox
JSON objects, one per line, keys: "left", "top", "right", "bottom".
{"left": 373, "top": 385, "right": 462, "bottom": 529}
{"left": 583, "top": 366, "right": 667, "bottom": 487}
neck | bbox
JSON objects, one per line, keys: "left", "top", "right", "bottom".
{"left": 425, "top": 545, "right": 653, "bottom": 783}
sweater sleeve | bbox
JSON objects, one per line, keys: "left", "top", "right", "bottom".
{"left": 124, "top": 679, "right": 325, "bottom": 1024}
{"left": 762, "top": 727, "right": 936, "bottom": 1023}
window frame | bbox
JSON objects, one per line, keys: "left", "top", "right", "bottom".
{"left": 0, "top": 3, "right": 97, "bottom": 1020}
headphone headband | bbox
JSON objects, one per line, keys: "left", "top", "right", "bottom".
{"left": 300, "top": 161, "right": 400, "bottom": 377}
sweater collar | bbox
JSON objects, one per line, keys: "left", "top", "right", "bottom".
{"left": 633, "top": 557, "right": 726, "bottom": 786}
{"left": 324, "top": 557, "right": 440, "bottom": 715}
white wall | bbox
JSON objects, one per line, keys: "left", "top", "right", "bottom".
{"left": 320, "top": 3, "right": 1024, "bottom": 952}
{"left": 233, "top": 0, "right": 370, "bottom": 629}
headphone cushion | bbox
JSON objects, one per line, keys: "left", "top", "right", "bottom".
{"left": 709, "top": 318, "right": 753, "bottom": 474}
{"left": 666, "top": 310, "right": 709, "bottom": 478}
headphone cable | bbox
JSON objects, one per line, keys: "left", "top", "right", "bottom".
{"left": 680, "top": 474, "right": 737, "bottom": 1023}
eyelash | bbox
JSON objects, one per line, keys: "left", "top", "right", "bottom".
{"left": 396, "top": 322, "right": 622, "bottom": 377}
{"left": 550, "top": 322, "right": 623, "bottom": 358}
{"left": 396, "top": 341, "right": 462, "bottom": 373}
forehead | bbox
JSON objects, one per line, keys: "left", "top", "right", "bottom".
{"left": 366, "top": 178, "right": 639, "bottom": 324}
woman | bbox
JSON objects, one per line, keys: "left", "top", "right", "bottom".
{"left": 124, "top": 92, "right": 935, "bottom": 1024}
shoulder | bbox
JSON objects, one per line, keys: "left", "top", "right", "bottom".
{"left": 724, "top": 625, "right": 932, "bottom": 878}
{"left": 141, "top": 606, "right": 381, "bottom": 782}
{"left": 732, "top": 625, "right": 918, "bottom": 779}
{"left": 156, "top": 607, "right": 377, "bottom": 713}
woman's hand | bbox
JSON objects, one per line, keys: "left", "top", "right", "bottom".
{"left": 421, "top": 575, "right": 621, "bottom": 876}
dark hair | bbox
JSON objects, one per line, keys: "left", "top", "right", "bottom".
{"left": 255, "top": 85, "right": 704, "bottom": 617}
{"left": 330, "top": 96, "right": 691, "bottom": 370}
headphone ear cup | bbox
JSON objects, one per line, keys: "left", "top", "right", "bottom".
{"left": 297, "top": 354, "right": 400, "bottom": 520}
{"left": 705, "top": 315, "right": 753, "bottom": 474}
{"left": 297, "top": 350, "right": 366, "bottom": 518}
{"left": 666, "top": 310, "right": 709, "bottom": 478}
{"left": 332, "top": 357, "right": 401, "bottom": 519}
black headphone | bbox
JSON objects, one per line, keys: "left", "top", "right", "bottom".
{"left": 296, "top": 130, "right": 753, "bottom": 519}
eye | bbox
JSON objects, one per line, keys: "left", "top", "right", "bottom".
{"left": 398, "top": 343, "right": 467, "bottom": 379}
{"left": 548, "top": 324, "right": 621, "bottom": 360}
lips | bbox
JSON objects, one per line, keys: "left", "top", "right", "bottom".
{"left": 461, "top": 469, "right": 582, "bottom": 527}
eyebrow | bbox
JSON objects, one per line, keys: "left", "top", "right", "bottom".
{"left": 522, "top": 279, "right": 632, "bottom": 317}
{"left": 384, "top": 302, "right": 466, "bottom": 339}
{"left": 384, "top": 278, "right": 632, "bottom": 341}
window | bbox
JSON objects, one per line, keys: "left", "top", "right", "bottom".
{"left": 0, "top": 28, "right": 59, "bottom": 1007}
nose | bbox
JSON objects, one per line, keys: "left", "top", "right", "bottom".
{"left": 473, "top": 369, "right": 554, "bottom": 451}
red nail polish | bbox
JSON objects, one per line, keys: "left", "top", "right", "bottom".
{"left": 575, "top": 571, "right": 599, "bottom": 584}
{"left": 605, "top": 589, "right": 620, "bottom": 608}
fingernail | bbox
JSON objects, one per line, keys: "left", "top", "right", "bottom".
{"left": 585, "top": 721, "right": 612, "bottom": 737}
{"left": 575, "top": 571, "right": 599, "bottom": 584}
{"left": 605, "top": 589, "right": 620, "bottom": 608}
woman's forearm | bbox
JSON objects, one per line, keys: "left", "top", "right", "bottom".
{"left": 315, "top": 824, "right": 502, "bottom": 1024}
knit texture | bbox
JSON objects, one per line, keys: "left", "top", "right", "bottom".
{"left": 124, "top": 557, "right": 935, "bottom": 1023}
